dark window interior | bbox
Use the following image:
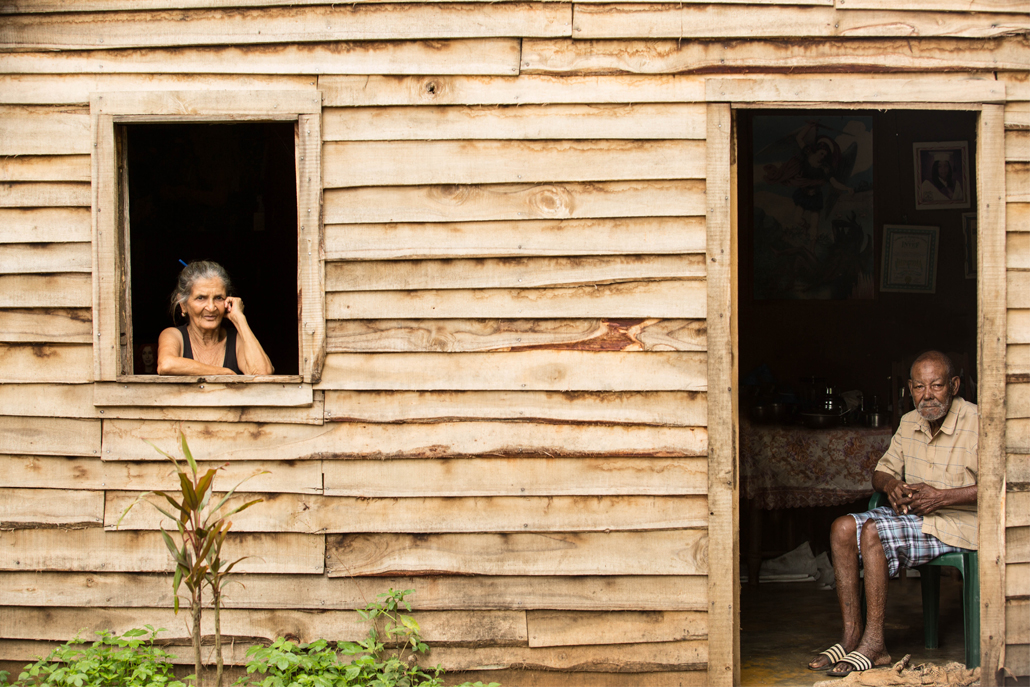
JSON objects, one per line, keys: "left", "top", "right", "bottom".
{"left": 125, "top": 122, "right": 299, "bottom": 375}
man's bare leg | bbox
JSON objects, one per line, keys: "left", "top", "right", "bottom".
{"left": 825, "top": 520, "right": 893, "bottom": 675}
{"left": 808, "top": 515, "right": 864, "bottom": 670}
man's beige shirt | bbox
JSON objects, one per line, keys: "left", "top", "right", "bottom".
{"left": 875, "top": 396, "right": 978, "bottom": 550}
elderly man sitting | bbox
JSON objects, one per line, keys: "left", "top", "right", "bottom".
{"left": 808, "top": 350, "right": 978, "bottom": 677}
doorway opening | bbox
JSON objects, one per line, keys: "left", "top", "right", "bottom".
{"left": 123, "top": 122, "right": 299, "bottom": 375}
{"left": 735, "top": 109, "right": 979, "bottom": 684}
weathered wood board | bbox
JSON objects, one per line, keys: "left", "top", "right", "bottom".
{"left": 320, "top": 74, "right": 706, "bottom": 107}
{"left": 324, "top": 180, "right": 707, "bottom": 224}
{"left": 522, "top": 36, "right": 1030, "bottom": 75}
{"left": 0, "top": 44, "right": 519, "bottom": 81}
{"left": 0, "top": 4, "right": 574, "bottom": 49}
{"left": 0, "top": 344, "right": 92, "bottom": 382}
{"left": 0, "top": 242, "right": 91, "bottom": 274}
{"left": 325, "top": 216, "right": 707, "bottom": 261}
{"left": 326, "top": 530, "right": 709, "bottom": 576}
{"left": 1009, "top": 527, "right": 1030, "bottom": 564}
{"left": 416, "top": 640, "right": 708, "bottom": 672}
{"left": 102, "top": 418, "right": 709, "bottom": 461}
{"left": 572, "top": 6, "right": 1030, "bottom": 39}
{"left": 323, "top": 390, "right": 707, "bottom": 426}
{"left": 326, "top": 280, "right": 707, "bottom": 320}
{"left": 527, "top": 610, "right": 706, "bottom": 647}
{"left": 327, "top": 319, "right": 707, "bottom": 353}
{"left": 0, "top": 182, "right": 90, "bottom": 208}
{"left": 324, "top": 103, "right": 707, "bottom": 141}
{"left": 109, "top": 492, "right": 709, "bottom": 533}
{"left": 324, "top": 139, "right": 705, "bottom": 187}
{"left": 322, "top": 457, "right": 709, "bottom": 497}
{"left": 0, "top": 572, "right": 708, "bottom": 611}
{"left": 0, "top": 455, "right": 322, "bottom": 493}
{"left": 0, "top": 529, "right": 324, "bottom": 573}
{"left": 0, "top": 208, "right": 91, "bottom": 243}
{"left": 0, "top": 606, "right": 528, "bottom": 645}
{"left": 1009, "top": 491, "right": 1030, "bottom": 528}
{"left": 92, "top": 382, "right": 314, "bottom": 407}
{"left": 316, "top": 350, "right": 708, "bottom": 390}
{"left": 0, "top": 416, "right": 101, "bottom": 456}
{"left": 0, "top": 309, "right": 91, "bottom": 344}
{"left": 0, "top": 107, "right": 90, "bottom": 155}
{"left": 0, "top": 488, "right": 103, "bottom": 527}
{"left": 0, "top": 275, "right": 90, "bottom": 308}
{"left": 1008, "top": 562, "right": 1029, "bottom": 599}
{"left": 443, "top": 670, "right": 709, "bottom": 687}
{"left": 327, "top": 255, "right": 705, "bottom": 292}
{"left": 0, "top": 155, "right": 90, "bottom": 182}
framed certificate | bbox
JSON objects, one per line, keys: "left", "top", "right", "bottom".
{"left": 880, "top": 225, "right": 939, "bottom": 294}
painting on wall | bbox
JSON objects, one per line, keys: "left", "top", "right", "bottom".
{"left": 752, "top": 115, "right": 875, "bottom": 300}
{"left": 880, "top": 225, "right": 939, "bottom": 294}
{"left": 913, "top": 141, "right": 970, "bottom": 210}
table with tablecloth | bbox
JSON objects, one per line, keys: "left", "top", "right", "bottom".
{"left": 740, "top": 420, "right": 894, "bottom": 584}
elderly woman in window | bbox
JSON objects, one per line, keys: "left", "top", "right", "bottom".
{"left": 157, "top": 261, "right": 274, "bottom": 376}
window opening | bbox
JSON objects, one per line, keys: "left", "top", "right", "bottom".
{"left": 124, "top": 122, "right": 299, "bottom": 375}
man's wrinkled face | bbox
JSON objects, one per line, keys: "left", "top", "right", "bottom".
{"left": 909, "top": 359, "right": 960, "bottom": 422}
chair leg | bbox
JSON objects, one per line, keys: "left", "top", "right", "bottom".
{"left": 964, "top": 555, "right": 980, "bottom": 669}
{"left": 920, "top": 565, "right": 941, "bottom": 649}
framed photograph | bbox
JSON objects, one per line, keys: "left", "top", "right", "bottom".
{"left": 962, "top": 212, "right": 977, "bottom": 279}
{"left": 751, "top": 115, "right": 875, "bottom": 300}
{"left": 913, "top": 141, "right": 970, "bottom": 210}
{"left": 881, "top": 225, "right": 939, "bottom": 293}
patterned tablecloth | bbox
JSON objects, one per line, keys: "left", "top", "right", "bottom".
{"left": 740, "top": 420, "right": 894, "bottom": 510}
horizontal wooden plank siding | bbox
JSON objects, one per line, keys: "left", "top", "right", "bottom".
{"left": 0, "top": 572, "right": 708, "bottom": 611}
{"left": 316, "top": 351, "right": 708, "bottom": 390}
{"left": 109, "top": 492, "right": 710, "bottom": 532}
{"left": 0, "top": 208, "right": 91, "bottom": 243}
{"left": 327, "top": 530, "right": 709, "bottom": 576}
{"left": 0, "top": 309, "right": 92, "bottom": 344}
{"left": 0, "top": 416, "right": 101, "bottom": 456}
{"left": 325, "top": 217, "right": 707, "bottom": 260}
{"left": 0, "top": 4, "right": 574, "bottom": 49}
{"left": 327, "top": 318, "right": 707, "bottom": 353}
{"left": 324, "top": 180, "right": 707, "bottom": 224}
{"left": 103, "top": 418, "right": 709, "bottom": 461}
{"left": 322, "top": 457, "right": 709, "bottom": 496}
{"left": 323, "top": 390, "right": 707, "bottom": 425}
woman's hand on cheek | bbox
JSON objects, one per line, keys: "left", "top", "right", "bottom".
{"left": 224, "top": 297, "right": 244, "bottom": 325}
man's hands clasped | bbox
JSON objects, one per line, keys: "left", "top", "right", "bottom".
{"left": 885, "top": 477, "right": 946, "bottom": 516}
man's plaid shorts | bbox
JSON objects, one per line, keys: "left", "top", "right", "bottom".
{"left": 850, "top": 505, "right": 970, "bottom": 578}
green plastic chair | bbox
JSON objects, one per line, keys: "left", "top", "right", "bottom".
{"left": 866, "top": 492, "right": 979, "bottom": 668}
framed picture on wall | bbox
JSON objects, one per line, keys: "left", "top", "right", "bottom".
{"left": 962, "top": 213, "right": 977, "bottom": 279}
{"left": 913, "top": 141, "right": 970, "bottom": 210}
{"left": 881, "top": 225, "right": 939, "bottom": 294}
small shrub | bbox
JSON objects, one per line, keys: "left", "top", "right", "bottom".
{"left": 14, "top": 626, "right": 187, "bottom": 687}
{"left": 236, "top": 590, "right": 499, "bottom": 687}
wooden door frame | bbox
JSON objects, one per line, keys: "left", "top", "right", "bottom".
{"left": 704, "top": 78, "right": 1009, "bottom": 687}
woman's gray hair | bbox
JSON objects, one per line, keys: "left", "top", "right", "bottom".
{"left": 169, "top": 260, "right": 234, "bottom": 321}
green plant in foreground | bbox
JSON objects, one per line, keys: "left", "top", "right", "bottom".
{"left": 15, "top": 626, "right": 186, "bottom": 687}
{"left": 119, "top": 430, "right": 266, "bottom": 687}
{"left": 236, "top": 589, "right": 499, "bottom": 687}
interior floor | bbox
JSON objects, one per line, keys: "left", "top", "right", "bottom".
{"left": 742, "top": 576, "right": 968, "bottom": 686}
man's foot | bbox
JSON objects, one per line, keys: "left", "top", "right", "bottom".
{"left": 827, "top": 648, "right": 891, "bottom": 678}
{"left": 808, "top": 643, "right": 848, "bottom": 671}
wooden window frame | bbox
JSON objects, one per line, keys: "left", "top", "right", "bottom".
{"left": 704, "top": 77, "right": 1009, "bottom": 686}
{"left": 90, "top": 90, "right": 325, "bottom": 405}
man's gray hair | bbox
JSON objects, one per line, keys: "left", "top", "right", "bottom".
{"left": 910, "top": 350, "right": 958, "bottom": 381}
{"left": 169, "top": 260, "right": 234, "bottom": 321}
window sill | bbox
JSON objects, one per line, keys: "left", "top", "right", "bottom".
{"left": 95, "top": 378, "right": 312, "bottom": 407}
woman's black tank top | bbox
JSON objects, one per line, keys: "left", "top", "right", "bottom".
{"left": 177, "top": 324, "right": 242, "bottom": 374}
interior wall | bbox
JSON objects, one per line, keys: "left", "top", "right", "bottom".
{"left": 738, "top": 110, "right": 979, "bottom": 410}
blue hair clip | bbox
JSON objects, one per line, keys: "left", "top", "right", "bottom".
{"left": 179, "top": 259, "right": 188, "bottom": 268}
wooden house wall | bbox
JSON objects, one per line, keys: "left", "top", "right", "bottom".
{"left": 0, "top": 2, "right": 1027, "bottom": 685}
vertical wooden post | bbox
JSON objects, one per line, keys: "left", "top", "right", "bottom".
{"left": 977, "top": 102, "right": 1007, "bottom": 687}
{"left": 297, "top": 111, "right": 325, "bottom": 384}
{"left": 706, "top": 102, "right": 740, "bottom": 687}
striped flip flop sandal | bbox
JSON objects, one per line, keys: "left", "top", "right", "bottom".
{"left": 809, "top": 643, "right": 847, "bottom": 671}
{"left": 828, "top": 650, "right": 875, "bottom": 678}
